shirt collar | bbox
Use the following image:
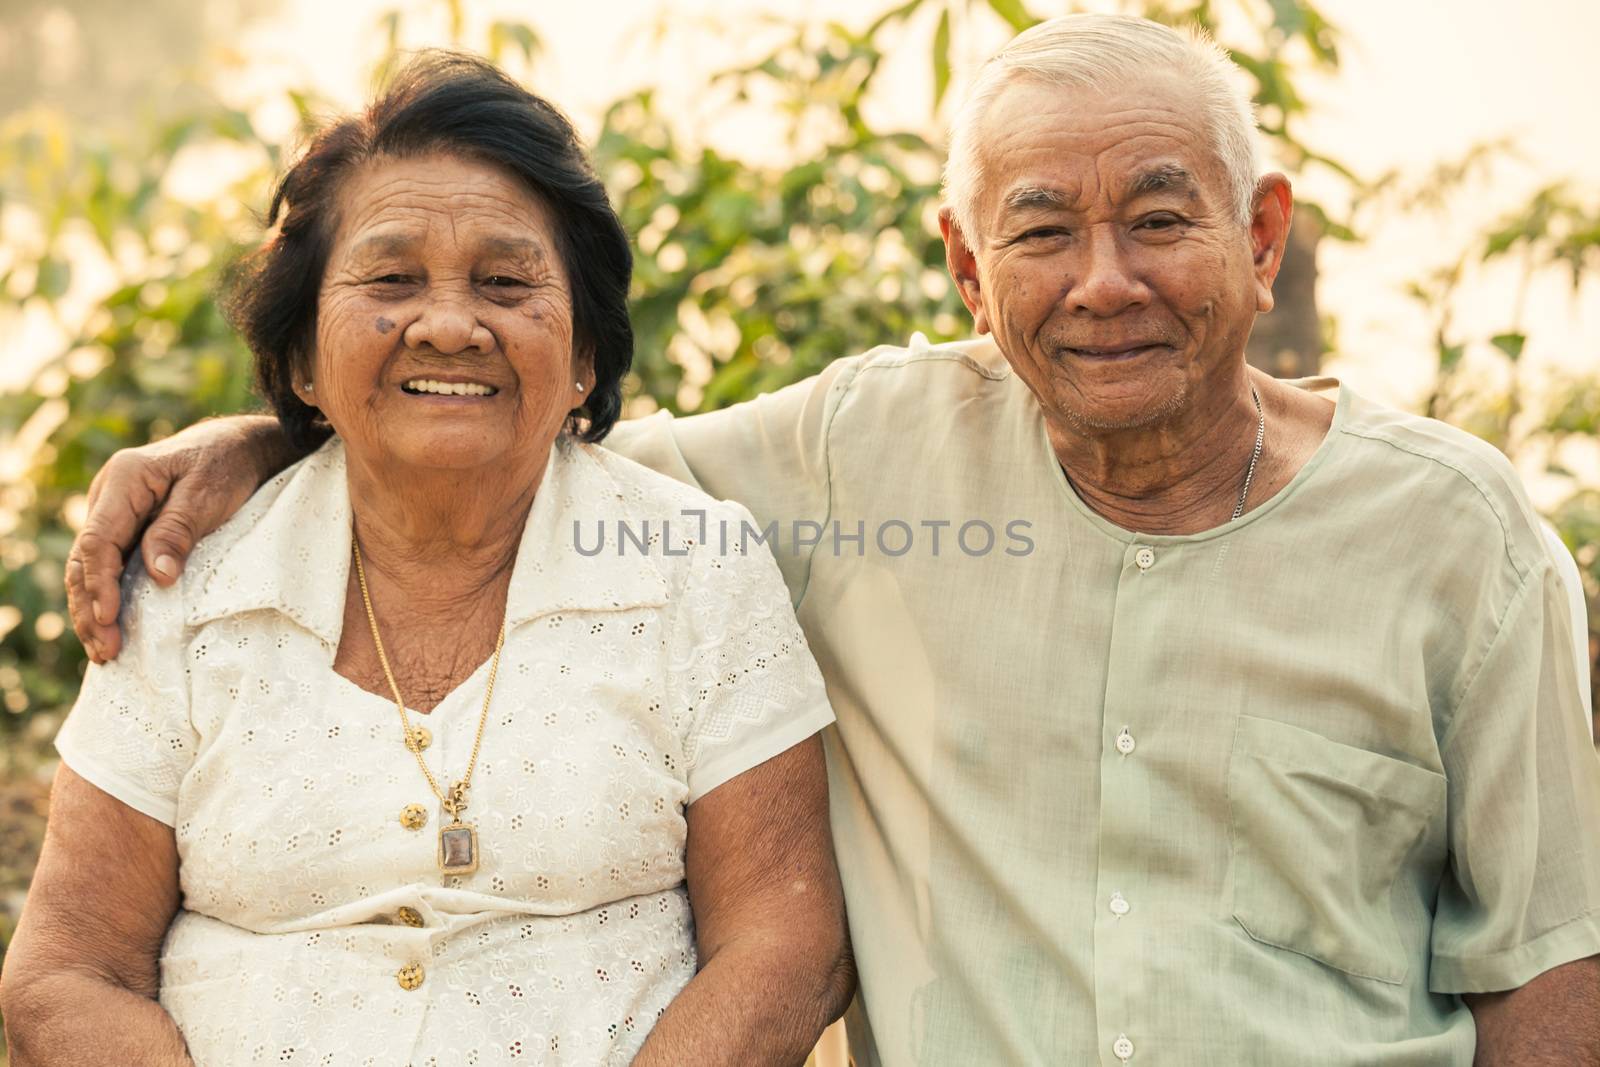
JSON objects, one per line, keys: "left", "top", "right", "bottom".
{"left": 187, "top": 436, "right": 670, "bottom": 645}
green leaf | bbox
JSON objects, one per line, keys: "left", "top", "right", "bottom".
{"left": 1438, "top": 342, "right": 1465, "bottom": 373}
{"left": 156, "top": 117, "right": 203, "bottom": 158}
{"left": 1267, "top": 0, "right": 1307, "bottom": 38}
{"left": 373, "top": 8, "right": 403, "bottom": 85}
{"left": 985, "top": 0, "right": 1039, "bottom": 32}
{"left": 867, "top": 0, "right": 924, "bottom": 37}
{"left": 1483, "top": 224, "right": 1524, "bottom": 260}
{"left": 489, "top": 21, "right": 543, "bottom": 65}
{"left": 376, "top": 9, "right": 401, "bottom": 48}
{"left": 1296, "top": 144, "right": 1360, "bottom": 184}
{"left": 932, "top": 9, "right": 952, "bottom": 109}
{"left": 1299, "top": 6, "right": 1342, "bottom": 66}
{"left": 36, "top": 258, "right": 71, "bottom": 300}
{"left": 286, "top": 89, "right": 323, "bottom": 137}
{"left": 209, "top": 108, "right": 257, "bottom": 145}
{"left": 1489, "top": 332, "right": 1526, "bottom": 362}
{"left": 1295, "top": 199, "right": 1358, "bottom": 242}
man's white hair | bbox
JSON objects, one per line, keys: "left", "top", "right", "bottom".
{"left": 943, "top": 13, "right": 1261, "bottom": 238}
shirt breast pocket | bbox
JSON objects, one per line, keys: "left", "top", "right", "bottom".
{"left": 1226, "top": 714, "right": 1445, "bottom": 984}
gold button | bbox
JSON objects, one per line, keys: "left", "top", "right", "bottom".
{"left": 407, "top": 725, "right": 431, "bottom": 752}
{"left": 399, "top": 804, "right": 428, "bottom": 831}
{"left": 396, "top": 962, "right": 425, "bottom": 990}
{"left": 396, "top": 906, "right": 424, "bottom": 928}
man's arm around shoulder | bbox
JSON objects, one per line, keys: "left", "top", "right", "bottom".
{"left": 67, "top": 414, "right": 301, "bottom": 661}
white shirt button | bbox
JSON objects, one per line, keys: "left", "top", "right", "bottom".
{"left": 1114, "top": 727, "right": 1136, "bottom": 756}
{"left": 1134, "top": 546, "right": 1155, "bottom": 571}
{"left": 1109, "top": 891, "right": 1131, "bottom": 917}
{"left": 1113, "top": 1033, "right": 1135, "bottom": 1061}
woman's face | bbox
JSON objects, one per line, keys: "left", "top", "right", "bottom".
{"left": 302, "top": 152, "right": 591, "bottom": 476}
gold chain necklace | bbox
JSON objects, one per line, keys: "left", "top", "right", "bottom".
{"left": 352, "top": 536, "right": 504, "bottom": 876}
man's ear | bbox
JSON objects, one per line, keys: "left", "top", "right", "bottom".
{"left": 1249, "top": 173, "right": 1294, "bottom": 315}
{"left": 939, "top": 207, "right": 991, "bottom": 336}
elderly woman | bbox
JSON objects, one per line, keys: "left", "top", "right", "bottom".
{"left": 1, "top": 53, "right": 851, "bottom": 1066}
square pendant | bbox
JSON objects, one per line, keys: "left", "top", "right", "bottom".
{"left": 438, "top": 823, "right": 478, "bottom": 875}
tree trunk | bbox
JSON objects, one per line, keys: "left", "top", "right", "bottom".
{"left": 1247, "top": 203, "right": 1324, "bottom": 379}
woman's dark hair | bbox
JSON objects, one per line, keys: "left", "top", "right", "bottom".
{"left": 223, "top": 50, "right": 633, "bottom": 448}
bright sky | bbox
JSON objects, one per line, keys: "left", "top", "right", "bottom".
{"left": 1290, "top": 0, "right": 1600, "bottom": 403}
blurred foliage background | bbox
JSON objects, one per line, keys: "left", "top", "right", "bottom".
{"left": 1, "top": 0, "right": 1598, "bottom": 1052}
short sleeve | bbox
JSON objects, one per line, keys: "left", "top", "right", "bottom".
{"left": 54, "top": 562, "right": 196, "bottom": 826}
{"left": 604, "top": 357, "right": 860, "bottom": 606}
{"left": 1540, "top": 518, "right": 1593, "bottom": 727}
{"left": 1430, "top": 560, "right": 1600, "bottom": 993}
{"left": 664, "top": 501, "right": 836, "bottom": 803}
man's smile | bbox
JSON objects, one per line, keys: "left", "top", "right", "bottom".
{"left": 1058, "top": 342, "right": 1173, "bottom": 361}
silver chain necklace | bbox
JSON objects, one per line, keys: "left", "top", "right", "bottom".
{"left": 1232, "top": 385, "right": 1265, "bottom": 522}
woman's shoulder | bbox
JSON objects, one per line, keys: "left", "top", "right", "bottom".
{"left": 173, "top": 440, "right": 348, "bottom": 622}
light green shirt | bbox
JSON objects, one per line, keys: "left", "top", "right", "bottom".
{"left": 608, "top": 336, "right": 1600, "bottom": 1066}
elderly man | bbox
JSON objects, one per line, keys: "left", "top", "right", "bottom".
{"left": 60, "top": 14, "right": 1600, "bottom": 1066}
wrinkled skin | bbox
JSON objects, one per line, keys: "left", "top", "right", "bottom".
{"left": 305, "top": 151, "right": 590, "bottom": 505}
{"left": 941, "top": 72, "right": 1312, "bottom": 535}
{"left": 950, "top": 73, "right": 1270, "bottom": 436}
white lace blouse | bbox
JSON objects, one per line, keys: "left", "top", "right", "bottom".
{"left": 54, "top": 436, "right": 835, "bottom": 1066}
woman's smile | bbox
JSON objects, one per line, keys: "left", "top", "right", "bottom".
{"left": 400, "top": 377, "right": 502, "bottom": 398}
{"left": 307, "top": 152, "right": 584, "bottom": 475}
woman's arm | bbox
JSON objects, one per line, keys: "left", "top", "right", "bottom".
{"left": 632, "top": 736, "right": 854, "bottom": 1066}
{"left": 1, "top": 764, "right": 192, "bottom": 1066}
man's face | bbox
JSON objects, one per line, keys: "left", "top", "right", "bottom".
{"left": 945, "top": 74, "right": 1284, "bottom": 435}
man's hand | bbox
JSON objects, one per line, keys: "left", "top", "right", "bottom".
{"left": 67, "top": 415, "right": 298, "bottom": 662}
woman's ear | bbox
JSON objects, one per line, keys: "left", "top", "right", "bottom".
{"left": 292, "top": 355, "right": 320, "bottom": 409}
{"left": 572, "top": 345, "right": 596, "bottom": 405}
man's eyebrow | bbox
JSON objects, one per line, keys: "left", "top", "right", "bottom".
{"left": 1128, "top": 164, "right": 1199, "bottom": 200}
{"left": 1000, "top": 186, "right": 1074, "bottom": 214}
